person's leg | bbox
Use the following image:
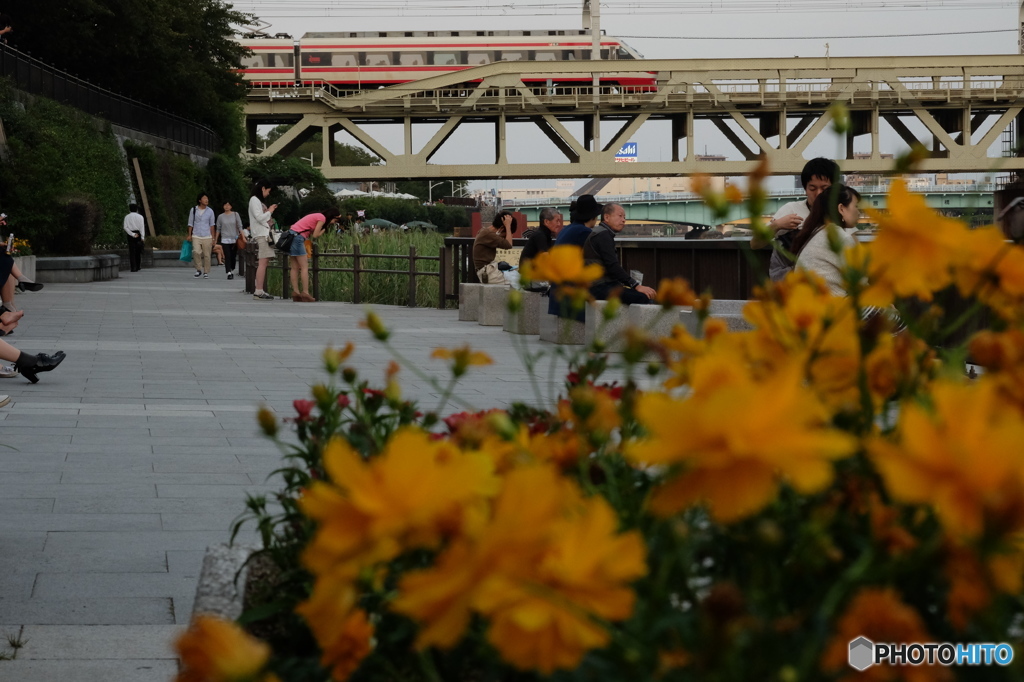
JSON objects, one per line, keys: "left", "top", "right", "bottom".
{"left": 289, "top": 256, "right": 299, "bottom": 297}
{"left": 224, "top": 244, "right": 237, "bottom": 273}
{"left": 201, "top": 238, "right": 215, "bottom": 274}
{"left": 619, "top": 287, "right": 652, "bottom": 305}
{"left": 296, "top": 255, "right": 309, "bottom": 295}
{"left": 256, "top": 257, "right": 268, "bottom": 291}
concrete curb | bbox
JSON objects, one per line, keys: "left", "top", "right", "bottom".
{"left": 191, "top": 544, "right": 257, "bottom": 622}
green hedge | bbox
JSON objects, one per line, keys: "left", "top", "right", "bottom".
{"left": 0, "top": 79, "right": 129, "bottom": 255}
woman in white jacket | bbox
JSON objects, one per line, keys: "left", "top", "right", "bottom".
{"left": 248, "top": 179, "right": 278, "bottom": 300}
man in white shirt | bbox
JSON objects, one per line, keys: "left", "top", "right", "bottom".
{"left": 123, "top": 204, "right": 145, "bottom": 272}
{"left": 751, "top": 158, "right": 840, "bottom": 281}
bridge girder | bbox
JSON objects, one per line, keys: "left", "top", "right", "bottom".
{"left": 244, "top": 55, "right": 1024, "bottom": 179}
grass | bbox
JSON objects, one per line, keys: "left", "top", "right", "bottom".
{"left": 264, "top": 230, "right": 448, "bottom": 307}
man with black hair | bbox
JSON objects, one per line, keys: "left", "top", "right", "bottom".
{"left": 123, "top": 203, "right": 145, "bottom": 272}
{"left": 751, "top": 157, "right": 840, "bottom": 281}
{"left": 547, "top": 194, "right": 602, "bottom": 317}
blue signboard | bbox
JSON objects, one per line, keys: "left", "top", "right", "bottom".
{"left": 615, "top": 142, "right": 638, "bottom": 162}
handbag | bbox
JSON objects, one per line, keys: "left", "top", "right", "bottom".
{"left": 236, "top": 233, "right": 248, "bottom": 250}
{"left": 275, "top": 230, "right": 296, "bottom": 254}
{"left": 179, "top": 240, "right": 193, "bottom": 262}
{"left": 476, "top": 261, "right": 505, "bottom": 285}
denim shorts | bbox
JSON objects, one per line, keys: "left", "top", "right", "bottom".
{"left": 288, "top": 230, "right": 307, "bottom": 257}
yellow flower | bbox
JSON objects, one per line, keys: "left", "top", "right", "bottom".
{"left": 953, "top": 226, "right": 1024, "bottom": 323}
{"left": 654, "top": 277, "right": 696, "bottom": 308}
{"left": 392, "top": 465, "right": 646, "bottom": 674}
{"left": 361, "top": 311, "right": 390, "bottom": 341}
{"left": 296, "top": 583, "right": 374, "bottom": 682}
{"left": 175, "top": 615, "right": 273, "bottom": 682}
{"left": 556, "top": 385, "right": 622, "bottom": 442}
{"left": 520, "top": 245, "right": 603, "bottom": 286}
{"left": 868, "top": 380, "right": 1024, "bottom": 540}
{"left": 299, "top": 429, "right": 500, "bottom": 576}
{"left": 821, "top": 588, "right": 950, "bottom": 682}
{"left": 724, "top": 184, "right": 743, "bottom": 204}
{"left": 629, "top": 360, "right": 856, "bottom": 522}
{"left": 969, "top": 330, "right": 1024, "bottom": 414}
{"left": 323, "top": 342, "right": 355, "bottom": 373}
{"left": 431, "top": 345, "right": 494, "bottom": 377}
{"left": 863, "top": 180, "right": 969, "bottom": 303}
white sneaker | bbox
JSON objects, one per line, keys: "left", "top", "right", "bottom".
{"left": 0, "top": 395, "right": 10, "bottom": 408}
{"left": 203, "top": 273, "right": 209, "bottom": 279}
{"left": 0, "top": 364, "right": 18, "bottom": 379}
{"left": 227, "top": 272, "right": 234, "bottom": 280}
{"left": 193, "top": 271, "right": 202, "bottom": 278}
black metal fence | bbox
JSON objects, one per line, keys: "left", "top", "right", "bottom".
{"left": 0, "top": 43, "right": 219, "bottom": 152}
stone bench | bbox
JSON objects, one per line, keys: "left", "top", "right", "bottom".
{"left": 459, "top": 283, "right": 484, "bottom": 321}
{"left": 585, "top": 301, "right": 684, "bottom": 351}
{"left": 540, "top": 312, "right": 585, "bottom": 345}
{"left": 503, "top": 290, "right": 543, "bottom": 335}
{"left": 478, "top": 284, "right": 508, "bottom": 327}
{"left": 36, "top": 255, "right": 121, "bottom": 283}
{"left": 679, "top": 299, "right": 754, "bottom": 335}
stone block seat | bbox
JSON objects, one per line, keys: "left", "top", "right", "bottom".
{"left": 478, "top": 285, "right": 509, "bottom": 326}
{"left": 679, "top": 299, "right": 754, "bottom": 335}
{"left": 540, "top": 312, "right": 585, "bottom": 345}
{"left": 459, "top": 282, "right": 485, "bottom": 321}
{"left": 585, "top": 301, "right": 684, "bottom": 351}
{"left": 504, "top": 290, "right": 543, "bottom": 335}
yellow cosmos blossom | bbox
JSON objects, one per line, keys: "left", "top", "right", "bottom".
{"left": 654, "top": 278, "right": 697, "bottom": 308}
{"left": 953, "top": 226, "right": 1024, "bottom": 323}
{"left": 863, "top": 180, "right": 969, "bottom": 303}
{"left": 520, "top": 245, "right": 603, "bottom": 286}
{"left": 868, "top": 379, "right": 1024, "bottom": 540}
{"left": 556, "top": 385, "right": 622, "bottom": 441}
{"left": 295, "top": 575, "right": 375, "bottom": 682}
{"left": 629, "top": 361, "right": 856, "bottom": 522}
{"left": 299, "top": 429, "right": 500, "bottom": 576}
{"left": 431, "top": 345, "right": 494, "bottom": 377}
{"left": 392, "top": 465, "right": 646, "bottom": 674}
{"left": 175, "top": 615, "right": 275, "bottom": 682}
{"left": 969, "top": 330, "right": 1024, "bottom": 414}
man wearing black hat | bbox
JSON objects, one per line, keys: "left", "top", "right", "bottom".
{"left": 547, "top": 194, "right": 603, "bottom": 317}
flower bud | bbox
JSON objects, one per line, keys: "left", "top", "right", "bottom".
{"left": 311, "top": 384, "right": 331, "bottom": 405}
{"left": 342, "top": 367, "right": 358, "bottom": 383}
{"left": 257, "top": 406, "right": 277, "bottom": 437}
{"left": 506, "top": 289, "right": 522, "bottom": 313}
{"left": 363, "top": 312, "right": 390, "bottom": 341}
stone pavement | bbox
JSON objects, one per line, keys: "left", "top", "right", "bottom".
{"left": 0, "top": 267, "right": 604, "bottom": 681}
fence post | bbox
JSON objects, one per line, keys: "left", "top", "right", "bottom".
{"left": 353, "top": 244, "right": 362, "bottom": 304}
{"left": 312, "top": 242, "right": 320, "bottom": 301}
{"left": 407, "top": 246, "right": 417, "bottom": 307}
{"left": 438, "top": 245, "right": 448, "bottom": 310}
{"left": 282, "top": 255, "right": 290, "bottom": 300}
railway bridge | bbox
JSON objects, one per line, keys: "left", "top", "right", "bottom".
{"left": 244, "top": 55, "right": 1024, "bottom": 181}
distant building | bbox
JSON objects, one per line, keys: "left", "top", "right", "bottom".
{"left": 842, "top": 153, "right": 895, "bottom": 188}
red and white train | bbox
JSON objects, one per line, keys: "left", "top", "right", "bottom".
{"left": 237, "top": 30, "right": 654, "bottom": 89}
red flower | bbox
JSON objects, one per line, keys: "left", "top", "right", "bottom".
{"left": 337, "top": 394, "right": 351, "bottom": 409}
{"left": 362, "top": 388, "right": 385, "bottom": 398}
{"left": 293, "top": 400, "right": 316, "bottom": 421}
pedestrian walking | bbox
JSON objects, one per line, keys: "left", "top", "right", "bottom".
{"left": 187, "top": 193, "right": 217, "bottom": 279}
{"left": 216, "top": 200, "right": 243, "bottom": 280}
{"left": 248, "top": 180, "right": 277, "bottom": 300}
{"left": 123, "top": 203, "right": 145, "bottom": 272}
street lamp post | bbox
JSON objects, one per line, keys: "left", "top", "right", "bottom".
{"left": 428, "top": 181, "right": 445, "bottom": 203}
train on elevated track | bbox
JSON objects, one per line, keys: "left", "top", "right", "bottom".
{"left": 236, "top": 30, "right": 654, "bottom": 89}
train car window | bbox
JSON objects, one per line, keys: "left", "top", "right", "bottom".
{"left": 523, "top": 31, "right": 531, "bottom": 36}
{"left": 468, "top": 52, "right": 491, "bottom": 65}
{"left": 349, "top": 32, "right": 357, "bottom": 38}
{"left": 367, "top": 52, "right": 391, "bottom": 66}
{"left": 427, "top": 32, "right": 435, "bottom": 37}
{"left": 563, "top": 51, "right": 574, "bottom": 61}
{"left": 502, "top": 51, "right": 524, "bottom": 61}
{"left": 476, "top": 31, "right": 485, "bottom": 36}
{"left": 601, "top": 49, "right": 609, "bottom": 59}
{"left": 302, "top": 52, "right": 330, "bottom": 66}
{"left": 434, "top": 52, "right": 460, "bottom": 66}
{"left": 548, "top": 31, "right": 557, "bottom": 35}
{"left": 405, "top": 32, "right": 413, "bottom": 37}
{"left": 400, "top": 52, "right": 425, "bottom": 66}
{"left": 332, "top": 52, "right": 358, "bottom": 67}
{"left": 451, "top": 32, "right": 460, "bottom": 37}
{"left": 282, "top": 54, "right": 294, "bottom": 67}
{"left": 535, "top": 51, "right": 557, "bottom": 61}
{"left": 378, "top": 32, "right": 386, "bottom": 37}
{"left": 617, "top": 47, "right": 633, "bottom": 60}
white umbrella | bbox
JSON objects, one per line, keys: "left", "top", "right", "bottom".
{"left": 397, "top": 193, "right": 419, "bottom": 199}
{"left": 334, "top": 189, "right": 368, "bottom": 197}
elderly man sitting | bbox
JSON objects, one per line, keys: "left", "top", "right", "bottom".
{"left": 583, "top": 203, "right": 657, "bottom": 304}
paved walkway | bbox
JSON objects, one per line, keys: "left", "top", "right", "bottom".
{"left": 0, "top": 267, "right": 590, "bottom": 681}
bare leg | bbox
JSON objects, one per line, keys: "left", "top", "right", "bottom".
{"left": 255, "top": 257, "right": 269, "bottom": 292}
{"left": 2, "top": 275, "right": 15, "bottom": 311}
{"left": 0, "top": 338, "right": 19, "bottom": 363}
{"left": 289, "top": 256, "right": 300, "bottom": 296}
{"left": 297, "top": 255, "right": 310, "bottom": 295}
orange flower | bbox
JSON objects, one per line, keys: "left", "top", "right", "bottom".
{"left": 821, "top": 588, "right": 950, "bottom": 682}
{"left": 175, "top": 615, "right": 275, "bottom": 682}
{"left": 629, "top": 359, "right": 856, "bottom": 522}
{"left": 953, "top": 226, "right": 1024, "bottom": 323}
{"left": 863, "top": 180, "right": 969, "bottom": 303}
{"left": 654, "top": 277, "right": 697, "bottom": 308}
{"left": 323, "top": 342, "right": 355, "bottom": 373}
{"left": 431, "top": 345, "right": 493, "bottom": 377}
{"left": 520, "top": 245, "right": 603, "bottom": 286}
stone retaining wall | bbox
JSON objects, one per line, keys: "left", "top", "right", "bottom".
{"left": 36, "top": 254, "right": 121, "bottom": 283}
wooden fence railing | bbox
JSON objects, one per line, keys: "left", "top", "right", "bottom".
{"left": 242, "top": 243, "right": 447, "bottom": 308}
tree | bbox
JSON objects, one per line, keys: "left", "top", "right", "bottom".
{"left": 9, "top": 0, "right": 251, "bottom": 146}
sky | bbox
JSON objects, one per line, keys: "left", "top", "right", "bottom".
{"left": 231, "top": 0, "right": 1024, "bottom": 191}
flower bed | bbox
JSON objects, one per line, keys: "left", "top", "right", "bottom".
{"left": 174, "top": 167, "right": 1024, "bottom": 682}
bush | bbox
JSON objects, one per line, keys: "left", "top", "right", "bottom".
{"left": 177, "top": 176, "right": 1024, "bottom": 682}
{"left": 337, "top": 198, "right": 468, "bottom": 232}
{"left": 0, "top": 79, "right": 129, "bottom": 254}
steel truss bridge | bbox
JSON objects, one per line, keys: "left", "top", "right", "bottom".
{"left": 244, "top": 55, "right": 1024, "bottom": 180}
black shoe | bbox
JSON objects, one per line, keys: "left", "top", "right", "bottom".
{"left": 15, "top": 351, "right": 65, "bottom": 384}
{"left": 16, "top": 281, "right": 43, "bottom": 292}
